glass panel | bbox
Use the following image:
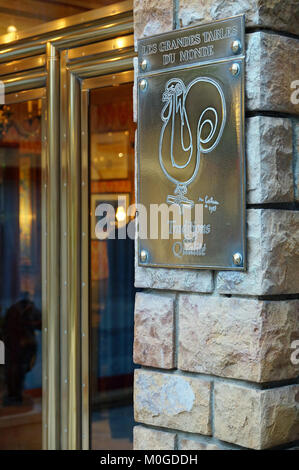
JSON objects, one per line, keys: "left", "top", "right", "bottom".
{"left": 0, "top": 99, "right": 42, "bottom": 450}
{"left": 0, "top": 1, "right": 128, "bottom": 37}
{"left": 89, "top": 82, "right": 137, "bottom": 450}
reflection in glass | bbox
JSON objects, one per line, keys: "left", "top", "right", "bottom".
{"left": 90, "top": 83, "right": 137, "bottom": 450}
{"left": 0, "top": 100, "right": 42, "bottom": 450}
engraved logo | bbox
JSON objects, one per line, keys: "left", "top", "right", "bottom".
{"left": 159, "top": 77, "right": 226, "bottom": 208}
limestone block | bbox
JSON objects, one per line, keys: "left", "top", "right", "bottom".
{"left": 134, "top": 369, "right": 212, "bottom": 435}
{"left": 214, "top": 383, "right": 299, "bottom": 449}
{"left": 246, "top": 116, "right": 293, "bottom": 203}
{"left": 134, "top": 0, "right": 173, "bottom": 44}
{"left": 133, "top": 426, "right": 176, "bottom": 450}
{"left": 216, "top": 209, "right": 299, "bottom": 295}
{"left": 178, "top": 294, "right": 299, "bottom": 382}
{"left": 178, "top": 0, "right": 299, "bottom": 36}
{"left": 246, "top": 33, "right": 299, "bottom": 115}
{"left": 134, "top": 292, "right": 175, "bottom": 369}
{"left": 135, "top": 240, "right": 213, "bottom": 292}
{"left": 179, "top": 438, "right": 223, "bottom": 450}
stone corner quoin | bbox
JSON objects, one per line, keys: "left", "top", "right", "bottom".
{"left": 216, "top": 209, "right": 299, "bottom": 296}
{"left": 178, "top": 294, "right": 299, "bottom": 383}
{"left": 133, "top": 0, "right": 299, "bottom": 453}
{"left": 214, "top": 382, "right": 299, "bottom": 449}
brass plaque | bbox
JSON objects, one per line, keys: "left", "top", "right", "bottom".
{"left": 138, "top": 15, "right": 244, "bottom": 72}
{"left": 137, "top": 16, "right": 246, "bottom": 270}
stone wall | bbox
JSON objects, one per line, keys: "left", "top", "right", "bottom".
{"left": 133, "top": 0, "right": 299, "bottom": 450}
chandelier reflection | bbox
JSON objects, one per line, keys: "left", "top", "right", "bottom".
{"left": 0, "top": 99, "right": 42, "bottom": 138}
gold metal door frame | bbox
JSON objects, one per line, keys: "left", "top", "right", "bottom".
{"left": 0, "top": 50, "right": 61, "bottom": 449}
{"left": 61, "top": 40, "right": 134, "bottom": 453}
{"left": 0, "top": 1, "right": 134, "bottom": 450}
{"left": 80, "top": 69, "right": 134, "bottom": 450}
{"left": 59, "top": 14, "right": 135, "bottom": 449}
{"left": 59, "top": 18, "right": 135, "bottom": 452}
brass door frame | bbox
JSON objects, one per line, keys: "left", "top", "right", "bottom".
{"left": 0, "top": 1, "right": 134, "bottom": 450}
{"left": 60, "top": 22, "right": 135, "bottom": 452}
{"left": 0, "top": 1, "right": 133, "bottom": 49}
{"left": 61, "top": 41, "right": 134, "bottom": 453}
{"left": 0, "top": 43, "right": 61, "bottom": 452}
{"left": 59, "top": 15, "right": 134, "bottom": 450}
{"left": 80, "top": 70, "right": 134, "bottom": 450}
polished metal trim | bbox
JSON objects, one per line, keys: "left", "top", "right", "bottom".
{"left": 240, "top": 50, "right": 247, "bottom": 271}
{"left": 4, "top": 87, "right": 45, "bottom": 104}
{"left": 0, "top": 17, "right": 133, "bottom": 64}
{"left": 57, "top": 14, "right": 133, "bottom": 451}
{"left": 0, "top": 1, "right": 133, "bottom": 47}
{"left": 68, "top": 54, "right": 135, "bottom": 79}
{"left": 0, "top": 44, "right": 46, "bottom": 64}
{"left": 67, "top": 71, "right": 81, "bottom": 450}
{"left": 80, "top": 88, "right": 89, "bottom": 450}
{"left": 2, "top": 71, "right": 47, "bottom": 92}
{"left": 46, "top": 43, "right": 61, "bottom": 449}
{"left": 60, "top": 50, "right": 69, "bottom": 450}
{"left": 41, "top": 95, "right": 48, "bottom": 452}
{"left": 56, "top": 18, "right": 133, "bottom": 51}
{"left": 64, "top": 55, "right": 135, "bottom": 454}
{"left": 0, "top": 55, "right": 46, "bottom": 77}
{"left": 82, "top": 68, "right": 134, "bottom": 90}
{"left": 80, "top": 69, "right": 135, "bottom": 450}
{"left": 68, "top": 33, "right": 134, "bottom": 61}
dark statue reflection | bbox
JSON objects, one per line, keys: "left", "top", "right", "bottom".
{"left": 2, "top": 292, "right": 41, "bottom": 406}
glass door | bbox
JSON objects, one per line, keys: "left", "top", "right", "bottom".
{"left": 0, "top": 93, "right": 45, "bottom": 450}
{"left": 88, "top": 80, "right": 136, "bottom": 450}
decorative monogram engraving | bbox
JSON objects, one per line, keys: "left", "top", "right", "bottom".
{"left": 159, "top": 77, "right": 226, "bottom": 208}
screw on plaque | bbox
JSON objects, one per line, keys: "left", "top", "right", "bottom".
{"left": 141, "top": 59, "right": 148, "bottom": 71}
{"left": 231, "top": 40, "right": 242, "bottom": 54}
{"left": 230, "top": 63, "right": 240, "bottom": 76}
{"left": 140, "top": 249, "right": 148, "bottom": 263}
{"left": 139, "top": 79, "right": 148, "bottom": 91}
{"left": 232, "top": 252, "right": 243, "bottom": 266}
